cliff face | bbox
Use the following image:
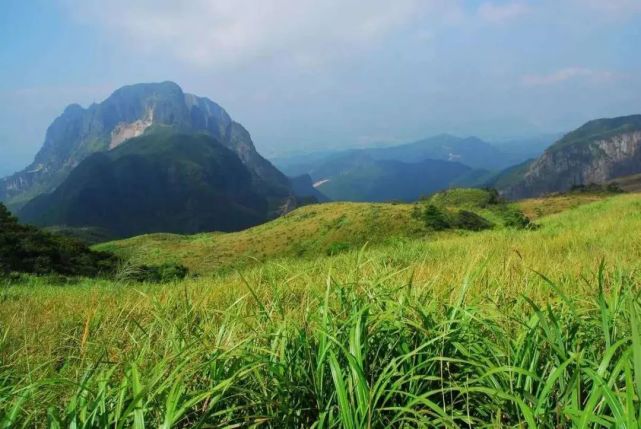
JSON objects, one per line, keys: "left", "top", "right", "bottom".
{"left": 501, "top": 115, "right": 641, "bottom": 199}
{"left": 0, "top": 81, "right": 293, "bottom": 212}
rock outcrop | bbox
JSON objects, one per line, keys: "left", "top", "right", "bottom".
{"left": 500, "top": 115, "right": 641, "bottom": 199}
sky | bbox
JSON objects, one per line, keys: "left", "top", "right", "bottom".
{"left": 1, "top": 0, "right": 640, "bottom": 176}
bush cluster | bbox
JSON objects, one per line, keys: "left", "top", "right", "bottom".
{"left": 0, "top": 203, "right": 117, "bottom": 277}
{"left": 123, "top": 263, "right": 189, "bottom": 283}
{"left": 326, "top": 242, "right": 351, "bottom": 256}
{"left": 421, "top": 204, "right": 494, "bottom": 232}
{"left": 498, "top": 205, "right": 534, "bottom": 229}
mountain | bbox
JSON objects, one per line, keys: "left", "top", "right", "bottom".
{"left": 19, "top": 132, "right": 281, "bottom": 238}
{"left": 272, "top": 150, "right": 341, "bottom": 178}
{"left": 0, "top": 81, "right": 294, "bottom": 212}
{"left": 497, "top": 115, "right": 641, "bottom": 199}
{"left": 310, "top": 152, "right": 477, "bottom": 202}
{"left": 272, "top": 134, "right": 535, "bottom": 179}
{"left": 363, "top": 135, "right": 513, "bottom": 170}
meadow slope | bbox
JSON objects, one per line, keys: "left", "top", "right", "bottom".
{"left": 95, "top": 191, "right": 608, "bottom": 275}
{"left": 1, "top": 193, "right": 640, "bottom": 427}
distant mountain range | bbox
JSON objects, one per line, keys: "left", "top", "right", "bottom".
{"left": 272, "top": 133, "right": 554, "bottom": 202}
{"left": 273, "top": 133, "right": 555, "bottom": 177}
{"left": 494, "top": 115, "right": 641, "bottom": 199}
{"left": 310, "top": 153, "right": 483, "bottom": 202}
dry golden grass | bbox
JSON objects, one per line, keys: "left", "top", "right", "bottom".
{"left": 516, "top": 192, "right": 610, "bottom": 220}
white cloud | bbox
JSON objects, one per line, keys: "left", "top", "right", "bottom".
{"left": 67, "top": 0, "right": 447, "bottom": 69}
{"left": 521, "top": 67, "right": 618, "bottom": 86}
{"left": 477, "top": 2, "right": 530, "bottom": 23}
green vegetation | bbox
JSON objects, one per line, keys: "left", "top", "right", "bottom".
{"left": 0, "top": 203, "right": 116, "bottom": 277}
{"left": 417, "top": 188, "right": 533, "bottom": 231}
{"left": 95, "top": 189, "right": 532, "bottom": 275}
{"left": 2, "top": 193, "right": 641, "bottom": 426}
{"left": 119, "top": 262, "right": 189, "bottom": 283}
{"left": 424, "top": 187, "right": 500, "bottom": 207}
{"left": 19, "top": 132, "right": 276, "bottom": 238}
{"left": 550, "top": 114, "right": 641, "bottom": 152}
{"left": 517, "top": 192, "right": 612, "bottom": 220}
{"left": 421, "top": 204, "right": 452, "bottom": 230}
{"left": 96, "top": 202, "right": 428, "bottom": 274}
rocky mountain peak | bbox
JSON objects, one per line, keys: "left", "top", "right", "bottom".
{"left": 0, "top": 82, "right": 293, "bottom": 211}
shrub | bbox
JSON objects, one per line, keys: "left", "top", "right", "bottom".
{"left": 326, "top": 242, "right": 350, "bottom": 256}
{"left": 484, "top": 187, "right": 502, "bottom": 205}
{"left": 422, "top": 204, "right": 451, "bottom": 231}
{"left": 0, "top": 203, "right": 118, "bottom": 277}
{"left": 570, "top": 182, "right": 624, "bottom": 194}
{"left": 452, "top": 210, "right": 493, "bottom": 231}
{"left": 500, "top": 206, "right": 533, "bottom": 229}
{"left": 606, "top": 182, "right": 624, "bottom": 193}
{"left": 124, "top": 263, "right": 189, "bottom": 283}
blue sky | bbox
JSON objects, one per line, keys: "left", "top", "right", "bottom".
{"left": 1, "top": 0, "right": 640, "bottom": 176}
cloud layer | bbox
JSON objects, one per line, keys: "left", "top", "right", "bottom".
{"left": 69, "top": 0, "right": 437, "bottom": 68}
{"left": 1, "top": 0, "right": 639, "bottom": 173}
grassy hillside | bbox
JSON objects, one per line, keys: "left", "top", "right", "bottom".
{"left": 96, "top": 189, "right": 549, "bottom": 274}
{"left": 2, "top": 193, "right": 640, "bottom": 426}
{"left": 96, "top": 202, "right": 426, "bottom": 273}
{"left": 518, "top": 191, "right": 614, "bottom": 220}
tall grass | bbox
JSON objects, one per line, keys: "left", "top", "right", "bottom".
{"left": 2, "top": 194, "right": 641, "bottom": 427}
{"left": 1, "top": 262, "right": 640, "bottom": 428}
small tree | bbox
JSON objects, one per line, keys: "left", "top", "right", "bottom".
{"left": 423, "top": 204, "right": 450, "bottom": 231}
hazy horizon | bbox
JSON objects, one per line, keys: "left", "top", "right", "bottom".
{"left": 2, "top": 0, "right": 641, "bottom": 176}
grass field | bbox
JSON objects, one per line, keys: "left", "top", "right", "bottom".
{"left": 95, "top": 202, "right": 427, "bottom": 274}
{"left": 2, "top": 192, "right": 640, "bottom": 427}
{"left": 94, "top": 189, "right": 610, "bottom": 275}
